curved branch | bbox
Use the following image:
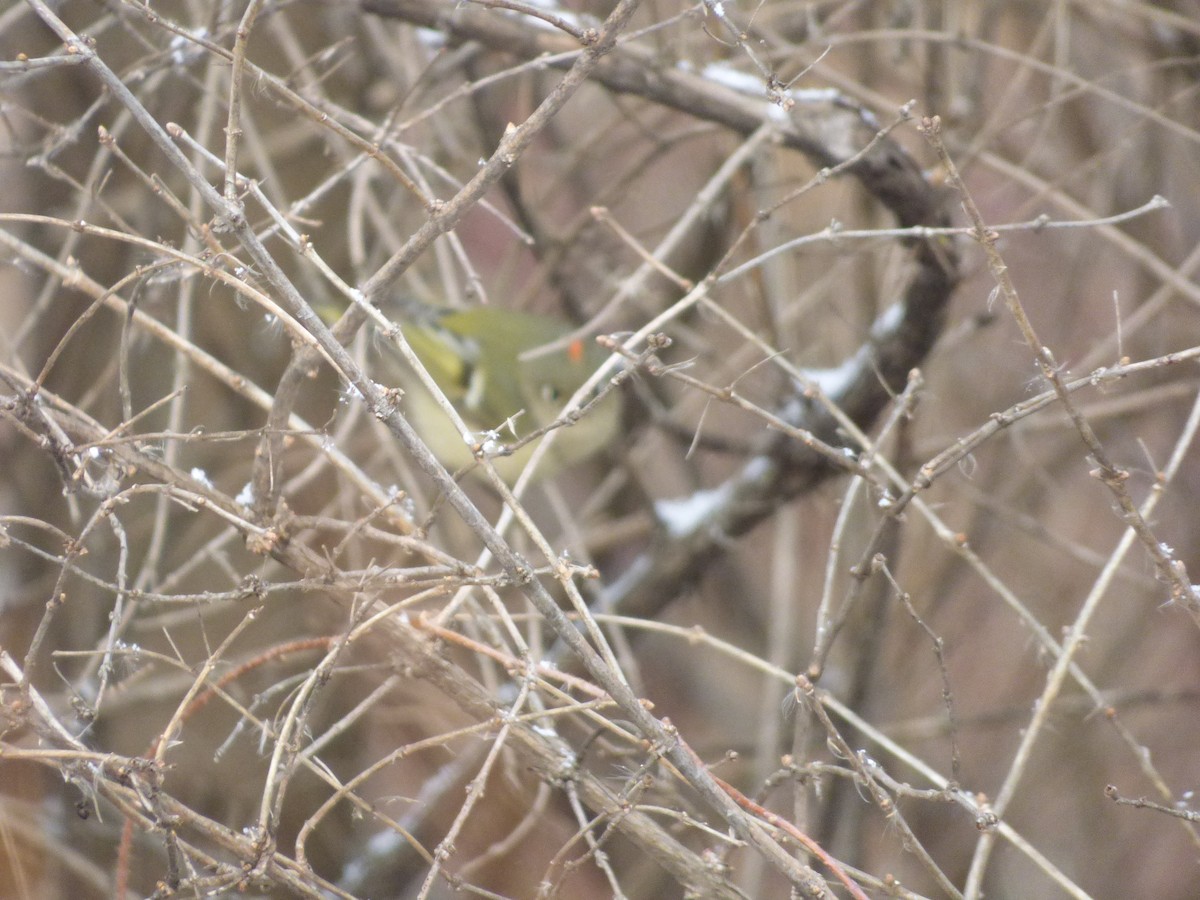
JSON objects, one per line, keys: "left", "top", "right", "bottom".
{"left": 362, "top": 0, "right": 963, "bottom": 618}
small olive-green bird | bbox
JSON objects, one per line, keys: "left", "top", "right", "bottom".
{"left": 370, "top": 305, "right": 621, "bottom": 483}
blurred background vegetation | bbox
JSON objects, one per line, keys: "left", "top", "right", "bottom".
{"left": 3, "top": 1, "right": 1200, "bottom": 897}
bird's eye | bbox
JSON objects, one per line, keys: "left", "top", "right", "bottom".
{"left": 540, "top": 384, "right": 561, "bottom": 403}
